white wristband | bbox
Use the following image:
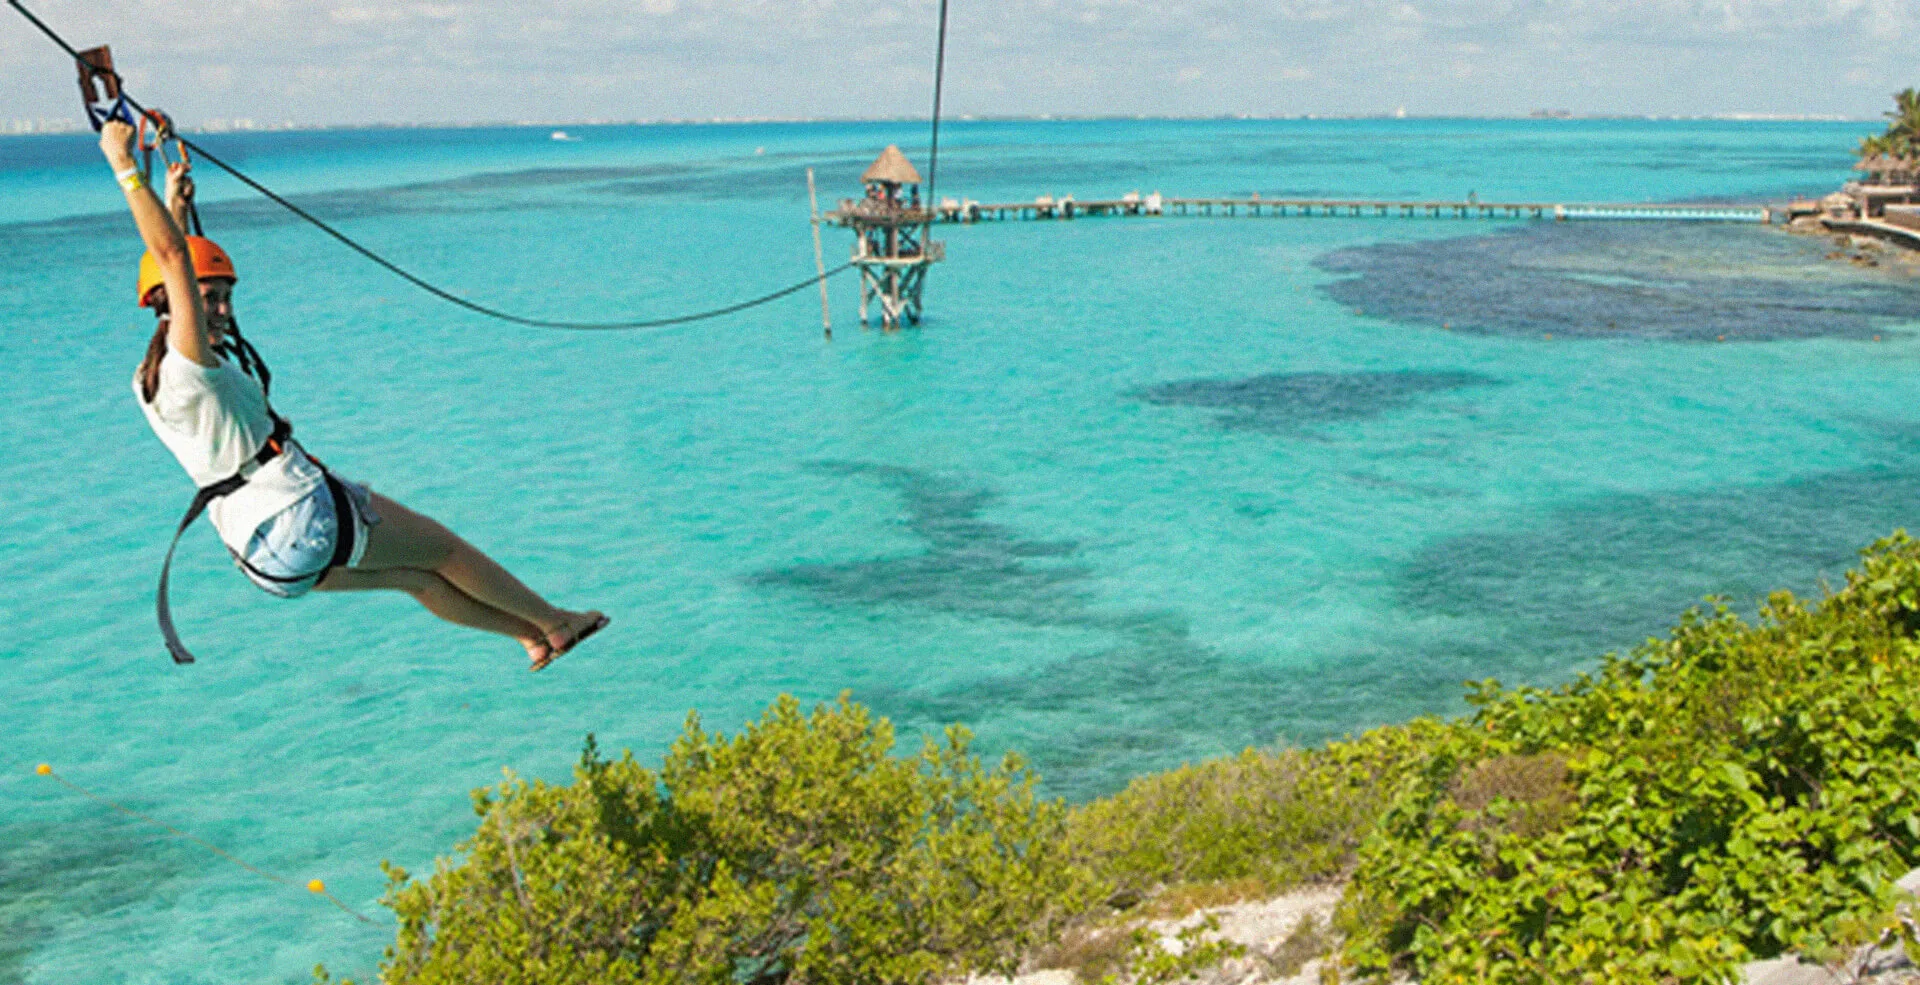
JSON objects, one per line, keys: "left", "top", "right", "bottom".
{"left": 115, "top": 166, "right": 145, "bottom": 192}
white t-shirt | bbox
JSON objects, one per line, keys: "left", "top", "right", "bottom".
{"left": 135, "top": 344, "right": 326, "bottom": 554}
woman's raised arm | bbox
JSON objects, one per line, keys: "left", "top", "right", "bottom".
{"left": 101, "top": 121, "right": 213, "bottom": 367}
{"left": 164, "top": 161, "right": 196, "bottom": 235}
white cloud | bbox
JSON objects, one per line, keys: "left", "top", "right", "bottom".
{"left": 327, "top": 5, "right": 400, "bottom": 24}
{"left": 0, "top": 0, "right": 1914, "bottom": 125}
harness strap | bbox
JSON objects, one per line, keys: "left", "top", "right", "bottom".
{"left": 222, "top": 471, "right": 355, "bottom": 585}
{"left": 157, "top": 476, "right": 243, "bottom": 665}
{"left": 323, "top": 471, "right": 356, "bottom": 569}
{"left": 154, "top": 414, "right": 295, "bottom": 665}
{"left": 216, "top": 322, "right": 271, "bottom": 399}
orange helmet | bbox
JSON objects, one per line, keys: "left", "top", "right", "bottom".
{"left": 137, "top": 236, "right": 237, "bottom": 307}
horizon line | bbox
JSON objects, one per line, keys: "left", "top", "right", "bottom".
{"left": 0, "top": 111, "right": 1877, "bottom": 137}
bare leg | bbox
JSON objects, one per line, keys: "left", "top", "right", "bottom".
{"left": 352, "top": 492, "right": 603, "bottom": 651}
{"left": 316, "top": 567, "right": 551, "bottom": 664}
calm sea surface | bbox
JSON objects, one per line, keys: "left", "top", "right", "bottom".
{"left": 3, "top": 118, "right": 1918, "bottom": 982}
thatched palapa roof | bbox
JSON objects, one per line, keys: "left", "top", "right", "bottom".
{"left": 863, "top": 145, "right": 922, "bottom": 185}
{"left": 1854, "top": 154, "right": 1918, "bottom": 172}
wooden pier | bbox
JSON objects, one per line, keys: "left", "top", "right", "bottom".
{"left": 818, "top": 150, "right": 1782, "bottom": 331}
{"left": 842, "top": 195, "right": 1777, "bottom": 225}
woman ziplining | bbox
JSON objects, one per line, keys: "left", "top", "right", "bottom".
{"left": 101, "top": 119, "right": 608, "bottom": 670}
{"left": 7, "top": 0, "right": 952, "bottom": 666}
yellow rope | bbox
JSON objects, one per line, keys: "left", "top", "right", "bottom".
{"left": 34, "top": 763, "right": 379, "bottom": 925}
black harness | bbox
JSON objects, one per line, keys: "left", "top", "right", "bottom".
{"left": 154, "top": 328, "right": 355, "bottom": 665}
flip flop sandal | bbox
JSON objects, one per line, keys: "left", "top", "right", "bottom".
{"left": 532, "top": 614, "right": 610, "bottom": 672}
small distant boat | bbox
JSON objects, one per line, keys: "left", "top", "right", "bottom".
{"left": 550, "top": 130, "right": 581, "bottom": 142}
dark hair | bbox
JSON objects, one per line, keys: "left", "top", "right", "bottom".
{"left": 137, "top": 287, "right": 169, "bottom": 404}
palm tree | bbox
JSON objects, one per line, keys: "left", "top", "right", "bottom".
{"left": 1857, "top": 89, "right": 1919, "bottom": 173}
{"left": 1881, "top": 88, "right": 1919, "bottom": 158}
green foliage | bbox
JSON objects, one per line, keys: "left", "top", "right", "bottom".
{"left": 378, "top": 694, "right": 1093, "bottom": 985}
{"left": 1261, "top": 912, "right": 1332, "bottom": 979}
{"left": 1066, "top": 721, "right": 1445, "bottom": 903}
{"left": 1038, "top": 915, "right": 1247, "bottom": 985}
{"left": 355, "top": 533, "right": 1920, "bottom": 985}
{"left": 1047, "top": 718, "right": 1445, "bottom": 982}
{"left": 1339, "top": 533, "right": 1920, "bottom": 985}
{"left": 1858, "top": 87, "right": 1920, "bottom": 159}
{"left": 1448, "top": 752, "right": 1578, "bottom": 844}
{"left": 1102, "top": 916, "right": 1246, "bottom": 985}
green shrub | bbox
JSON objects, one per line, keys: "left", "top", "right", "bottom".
{"left": 342, "top": 532, "right": 1920, "bottom": 985}
{"left": 1033, "top": 915, "right": 1247, "bottom": 985}
{"left": 1109, "top": 916, "right": 1246, "bottom": 985}
{"left": 376, "top": 694, "right": 1094, "bottom": 985}
{"left": 1339, "top": 533, "right": 1920, "bottom": 985}
{"left": 1066, "top": 721, "right": 1446, "bottom": 905}
{"left": 1449, "top": 752, "right": 1578, "bottom": 843}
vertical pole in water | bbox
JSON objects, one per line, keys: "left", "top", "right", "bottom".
{"left": 807, "top": 168, "right": 832, "bottom": 340}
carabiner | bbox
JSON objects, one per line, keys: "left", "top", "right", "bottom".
{"left": 138, "top": 109, "right": 170, "bottom": 173}
{"left": 134, "top": 108, "right": 202, "bottom": 233}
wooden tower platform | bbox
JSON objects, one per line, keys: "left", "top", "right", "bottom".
{"left": 826, "top": 145, "right": 944, "bottom": 329}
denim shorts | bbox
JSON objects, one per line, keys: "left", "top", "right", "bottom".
{"left": 239, "top": 475, "right": 378, "bottom": 598}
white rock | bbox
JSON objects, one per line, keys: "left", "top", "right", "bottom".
{"left": 1741, "top": 955, "right": 1844, "bottom": 985}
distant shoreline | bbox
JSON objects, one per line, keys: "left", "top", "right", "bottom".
{"left": 0, "top": 112, "right": 1876, "bottom": 138}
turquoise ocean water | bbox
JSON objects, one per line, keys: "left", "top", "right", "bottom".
{"left": 4, "top": 118, "right": 1919, "bottom": 981}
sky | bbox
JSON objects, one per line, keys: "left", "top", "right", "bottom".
{"left": 1, "top": 0, "right": 1916, "bottom": 127}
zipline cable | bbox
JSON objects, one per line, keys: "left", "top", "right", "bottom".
{"left": 33, "top": 763, "right": 381, "bottom": 925}
{"left": 166, "top": 135, "right": 859, "bottom": 330}
{"left": 6, "top": 0, "right": 854, "bottom": 332}
{"left": 923, "top": 0, "right": 950, "bottom": 247}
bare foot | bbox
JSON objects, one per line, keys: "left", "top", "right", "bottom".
{"left": 532, "top": 610, "right": 609, "bottom": 672}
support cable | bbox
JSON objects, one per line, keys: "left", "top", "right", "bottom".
{"left": 7, "top": 0, "right": 853, "bottom": 332}
{"left": 923, "top": 0, "right": 950, "bottom": 249}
